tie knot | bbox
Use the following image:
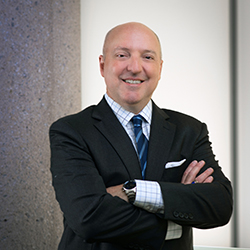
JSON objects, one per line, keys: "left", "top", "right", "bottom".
{"left": 132, "top": 115, "right": 143, "bottom": 127}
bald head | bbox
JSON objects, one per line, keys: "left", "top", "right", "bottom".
{"left": 102, "top": 22, "right": 162, "bottom": 60}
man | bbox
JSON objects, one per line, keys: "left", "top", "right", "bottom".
{"left": 50, "top": 22, "right": 233, "bottom": 250}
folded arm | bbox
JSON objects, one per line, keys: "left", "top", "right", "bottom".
{"left": 159, "top": 123, "right": 233, "bottom": 228}
{"left": 107, "top": 124, "right": 232, "bottom": 230}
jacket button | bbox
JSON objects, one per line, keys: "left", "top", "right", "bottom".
{"left": 188, "top": 213, "right": 194, "bottom": 219}
{"left": 173, "top": 211, "right": 179, "bottom": 218}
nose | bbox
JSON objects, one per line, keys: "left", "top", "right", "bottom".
{"left": 127, "top": 56, "right": 142, "bottom": 74}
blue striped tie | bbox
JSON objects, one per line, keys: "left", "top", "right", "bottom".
{"left": 132, "top": 115, "right": 148, "bottom": 179}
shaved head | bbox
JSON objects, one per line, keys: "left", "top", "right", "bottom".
{"left": 102, "top": 22, "right": 162, "bottom": 60}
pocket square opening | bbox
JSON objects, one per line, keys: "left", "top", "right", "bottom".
{"left": 165, "top": 159, "right": 186, "bottom": 169}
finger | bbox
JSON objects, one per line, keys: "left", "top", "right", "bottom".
{"left": 187, "top": 160, "right": 205, "bottom": 183}
{"left": 182, "top": 160, "right": 205, "bottom": 184}
{"left": 181, "top": 160, "right": 198, "bottom": 183}
{"left": 195, "top": 167, "right": 214, "bottom": 183}
{"left": 203, "top": 175, "right": 214, "bottom": 183}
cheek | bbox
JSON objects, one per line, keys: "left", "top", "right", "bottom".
{"left": 146, "top": 67, "right": 161, "bottom": 84}
{"left": 147, "top": 83, "right": 158, "bottom": 97}
{"left": 114, "top": 66, "right": 126, "bottom": 79}
{"left": 104, "top": 71, "right": 117, "bottom": 87}
{"left": 111, "top": 66, "right": 120, "bottom": 77}
{"left": 153, "top": 68, "right": 162, "bottom": 83}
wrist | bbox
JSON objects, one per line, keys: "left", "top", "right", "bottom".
{"left": 122, "top": 180, "right": 137, "bottom": 203}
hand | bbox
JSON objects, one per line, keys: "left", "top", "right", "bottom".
{"left": 106, "top": 184, "right": 129, "bottom": 202}
{"left": 181, "top": 160, "right": 214, "bottom": 185}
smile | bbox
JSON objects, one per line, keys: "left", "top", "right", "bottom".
{"left": 123, "top": 79, "right": 143, "bottom": 84}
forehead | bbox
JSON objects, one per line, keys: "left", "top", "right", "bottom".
{"left": 104, "top": 24, "right": 161, "bottom": 56}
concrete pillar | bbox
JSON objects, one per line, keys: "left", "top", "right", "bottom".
{"left": 0, "top": 1, "right": 81, "bottom": 249}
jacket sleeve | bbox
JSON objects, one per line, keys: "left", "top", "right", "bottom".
{"left": 159, "top": 123, "right": 233, "bottom": 229}
{"left": 49, "top": 118, "right": 167, "bottom": 249}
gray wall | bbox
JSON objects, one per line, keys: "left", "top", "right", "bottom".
{"left": 237, "top": 0, "right": 250, "bottom": 248}
{"left": 0, "top": 1, "right": 81, "bottom": 249}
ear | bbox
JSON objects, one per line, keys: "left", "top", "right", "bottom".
{"left": 99, "top": 55, "right": 105, "bottom": 77}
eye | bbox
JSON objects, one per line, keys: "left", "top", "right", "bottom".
{"left": 144, "top": 55, "right": 154, "bottom": 60}
{"left": 117, "top": 54, "right": 125, "bottom": 58}
{"left": 116, "top": 52, "right": 129, "bottom": 58}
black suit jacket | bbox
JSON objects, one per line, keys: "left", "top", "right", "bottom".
{"left": 50, "top": 97, "right": 233, "bottom": 250}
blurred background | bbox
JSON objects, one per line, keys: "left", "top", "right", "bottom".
{"left": 1, "top": 0, "right": 249, "bottom": 249}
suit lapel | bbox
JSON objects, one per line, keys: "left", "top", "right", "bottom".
{"left": 92, "top": 98, "right": 142, "bottom": 179}
{"left": 146, "top": 103, "right": 176, "bottom": 181}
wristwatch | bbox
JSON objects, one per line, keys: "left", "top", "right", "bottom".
{"left": 123, "top": 180, "right": 137, "bottom": 203}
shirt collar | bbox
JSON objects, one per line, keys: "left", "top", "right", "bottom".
{"left": 104, "top": 93, "right": 152, "bottom": 126}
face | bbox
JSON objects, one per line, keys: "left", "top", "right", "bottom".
{"left": 99, "top": 23, "right": 163, "bottom": 113}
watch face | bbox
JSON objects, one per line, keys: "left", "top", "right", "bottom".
{"left": 124, "top": 180, "right": 136, "bottom": 189}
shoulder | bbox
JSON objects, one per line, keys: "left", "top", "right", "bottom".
{"left": 153, "top": 101, "right": 203, "bottom": 126}
{"left": 49, "top": 97, "right": 113, "bottom": 133}
{"left": 154, "top": 104, "right": 207, "bottom": 135}
{"left": 50, "top": 105, "right": 96, "bottom": 132}
{"left": 161, "top": 109, "right": 210, "bottom": 145}
{"left": 163, "top": 108, "right": 201, "bottom": 125}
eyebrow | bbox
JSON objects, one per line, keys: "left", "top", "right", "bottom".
{"left": 114, "top": 46, "right": 157, "bottom": 56}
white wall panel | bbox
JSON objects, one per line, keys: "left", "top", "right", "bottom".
{"left": 81, "top": 0, "right": 231, "bottom": 247}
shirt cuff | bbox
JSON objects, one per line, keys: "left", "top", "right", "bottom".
{"left": 133, "top": 179, "right": 182, "bottom": 240}
{"left": 134, "top": 179, "right": 164, "bottom": 214}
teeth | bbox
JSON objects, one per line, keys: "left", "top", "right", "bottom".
{"left": 125, "top": 80, "right": 142, "bottom": 84}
